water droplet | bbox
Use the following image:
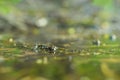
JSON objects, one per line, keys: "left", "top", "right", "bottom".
{"left": 9, "top": 38, "right": 14, "bottom": 43}
{"left": 92, "top": 40, "right": 101, "bottom": 46}
{"left": 36, "top": 59, "right": 42, "bottom": 64}
{"left": 109, "top": 34, "right": 117, "bottom": 41}
{"left": 36, "top": 18, "right": 48, "bottom": 27}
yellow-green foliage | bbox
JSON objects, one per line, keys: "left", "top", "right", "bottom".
{"left": 0, "top": 0, "right": 21, "bottom": 14}
{"left": 93, "top": 0, "right": 113, "bottom": 10}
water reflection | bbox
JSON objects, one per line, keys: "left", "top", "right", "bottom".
{"left": 0, "top": 55, "right": 120, "bottom": 80}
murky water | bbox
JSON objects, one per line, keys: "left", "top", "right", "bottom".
{"left": 0, "top": 32, "right": 120, "bottom": 80}
{"left": 0, "top": 42, "right": 120, "bottom": 80}
{"left": 0, "top": 54, "right": 120, "bottom": 80}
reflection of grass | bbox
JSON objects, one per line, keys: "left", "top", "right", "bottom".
{"left": 0, "top": 37, "right": 120, "bottom": 80}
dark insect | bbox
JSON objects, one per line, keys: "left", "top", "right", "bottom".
{"left": 34, "top": 44, "right": 58, "bottom": 53}
{"left": 46, "top": 46, "right": 58, "bottom": 53}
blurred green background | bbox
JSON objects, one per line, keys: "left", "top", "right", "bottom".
{"left": 0, "top": 0, "right": 120, "bottom": 80}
